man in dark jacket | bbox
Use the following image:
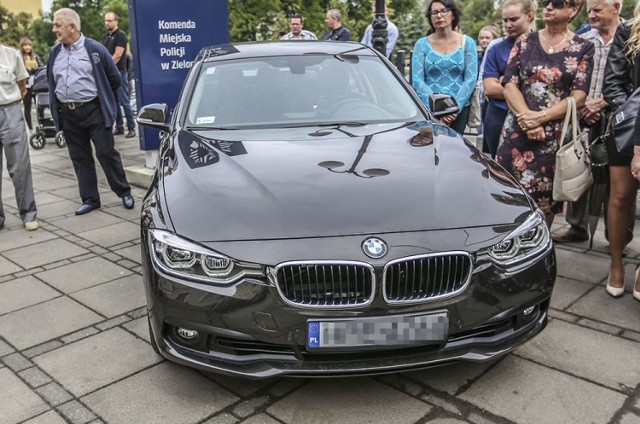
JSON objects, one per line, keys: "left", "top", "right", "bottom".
{"left": 321, "top": 9, "right": 352, "bottom": 41}
{"left": 48, "top": 8, "right": 134, "bottom": 215}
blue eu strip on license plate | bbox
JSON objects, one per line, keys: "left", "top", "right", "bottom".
{"left": 307, "top": 313, "right": 448, "bottom": 349}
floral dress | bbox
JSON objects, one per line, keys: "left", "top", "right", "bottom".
{"left": 496, "top": 32, "right": 594, "bottom": 215}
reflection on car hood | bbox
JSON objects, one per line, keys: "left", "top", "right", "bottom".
{"left": 160, "top": 123, "right": 533, "bottom": 242}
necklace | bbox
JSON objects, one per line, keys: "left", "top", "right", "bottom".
{"left": 543, "top": 29, "right": 568, "bottom": 53}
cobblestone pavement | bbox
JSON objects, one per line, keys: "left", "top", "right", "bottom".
{"left": 1, "top": 135, "right": 640, "bottom": 424}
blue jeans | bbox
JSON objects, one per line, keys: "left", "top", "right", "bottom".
{"left": 115, "top": 70, "right": 135, "bottom": 132}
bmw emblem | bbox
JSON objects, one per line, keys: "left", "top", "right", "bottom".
{"left": 362, "top": 237, "right": 388, "bottom": 259}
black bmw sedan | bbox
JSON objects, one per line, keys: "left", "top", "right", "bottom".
{"left": 137, "top": 41, "right": 556, "bottom": 379}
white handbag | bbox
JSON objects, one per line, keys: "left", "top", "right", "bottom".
{"left": 552, "top": 96, "right": 592, "bottom": 202}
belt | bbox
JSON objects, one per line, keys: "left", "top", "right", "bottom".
{"left": 0, "top": 100, "right": 21, "bottom": 108}
{"left": 59, "top": 98, "right": 98, "bottom": 110}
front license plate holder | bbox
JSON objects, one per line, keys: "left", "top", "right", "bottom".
{"left": 307, "top": 312, "right": 449, "bottom": 349}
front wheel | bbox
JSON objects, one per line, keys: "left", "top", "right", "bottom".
{"left": 29, "top": 133, "right": 46, "bottom": 150}
{"left": 55, "top": 131, "right": 66, "bottom": 148}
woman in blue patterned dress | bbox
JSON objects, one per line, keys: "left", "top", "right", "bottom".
{"left": 411, "top": 0, "right": 477, "bottom": 134}
{"left": 496, "top": 0, "right": 594, "bottom": 227}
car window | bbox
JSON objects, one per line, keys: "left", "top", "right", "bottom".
{"left": 186, "top": 55, "right": 421, "bottom": 129}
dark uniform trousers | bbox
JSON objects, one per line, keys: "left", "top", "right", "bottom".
{"left": 59, "top": 99, "right": 130, "bottom": 206}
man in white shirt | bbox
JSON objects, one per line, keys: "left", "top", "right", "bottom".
{"left": 361, "top": 5, "right": 398, "bottom": 58}
{"left": 0, "top": 35, "right": 38, "bottom": 231}
{"left": 281, "top": 15, "right": 317, "bottom": 40}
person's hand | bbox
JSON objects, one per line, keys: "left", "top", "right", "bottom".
{"left": 441, "top": 113, "right": 457, "bottom": 126}
{"left": 517, "top": 110, "right": 545, "bottom": 131}
{"left": 631, "top": 151, "right": 640, "bottom": 181}
{"left": 526, "top": 126, "right": 545, "bottom": 141}
{"left": 579, "top": 98, "right": 606, "bottom": 125}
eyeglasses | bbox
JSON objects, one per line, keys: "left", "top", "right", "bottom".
{"left": 542, "top": 0, "right": 567, "bottom": 9}
{"left": 428, "top": 8, "right": 451, "bottom": 17}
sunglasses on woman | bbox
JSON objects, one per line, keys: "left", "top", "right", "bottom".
{"left": 542, "top": 0, "right": 567, "bottom": 8}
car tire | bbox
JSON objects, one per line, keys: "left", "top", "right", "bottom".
{"left": 29, "top": 133, "right": 46, "bottom": 150}
{"left": 147, "top": 315, "right": 162, "bottom": 355}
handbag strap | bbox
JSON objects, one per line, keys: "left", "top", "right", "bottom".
{"left": 559, "top": 96, "right": 575, "bottom": 148}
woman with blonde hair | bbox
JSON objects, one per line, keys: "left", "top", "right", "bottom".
{"left": 604, "top": 1, "right": 640, "bottom": 300}
{"left": 482, "top": 0, "right": 537, "bottom": 157}
{"left": 18, "top": 38, "right": 43, "bottom": 130}
{"left": 495, "top": 0, "right": 594, "bottom": 226}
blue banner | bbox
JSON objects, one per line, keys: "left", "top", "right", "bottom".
{"left": 128, "top": 0, "right": 230, "bottom": 151}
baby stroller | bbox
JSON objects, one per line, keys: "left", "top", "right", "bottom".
{"left": 29, "top": 67, "right": 65, "bottom": 150}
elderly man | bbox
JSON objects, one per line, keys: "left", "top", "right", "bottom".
{"left": 361, "top": 5, "right": 399, "bottom": 58}
{"left": 0, "top": 33, "right": 38, "bottom": 231}
{"left": 321, "top": 9, "right": 352, "bottom": 41}
{"left": 281, "top": 14, "right": 317, "bottom": 40}
{"left": 47, "top": 8, "right": 134, "bottom": 215}
{"left": 553, "top": 0, "right": 625, "bottom": 244}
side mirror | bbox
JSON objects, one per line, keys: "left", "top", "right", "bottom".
{"left": 136, "top": 103, "right": 171, "bottom": 132}
{"left": 429, "top": 94, "right": 459, "bottom": 119}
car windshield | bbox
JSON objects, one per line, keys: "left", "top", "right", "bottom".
{"left": 185, "top": 54, "right": 422, "bottom": 129}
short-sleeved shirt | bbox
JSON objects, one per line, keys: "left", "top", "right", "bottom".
{"left": 0, "top": 44, "right": 29, "bottom": 105}
{"left": 321, "top": 27, "right": 352, "bottom": 41}
{"left": 281, "top": 30, "right": 317, "bottom": 40}
{"left": 482, "top": 37, "right": 516, "bottom": 112}
{"left": 102, "top": 28, "right": 128, "bottom": 70}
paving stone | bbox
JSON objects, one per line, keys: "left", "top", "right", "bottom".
{"left": 69, "top": 275, "right": 145, "bottom": 318}
{"left": 467, "top": 413, "right": 500, "bottom": 424}
{"left": 425, "top": 419, "right": 467, "bottom": 424}
{"left": 620, "top": 412, "right": 640, "bottom": 424}
{"left": 116, "top": 258, "right": 138, "bottom": 269}
{"left": 82, "top": 362, "right": 238, "bottom": 423}
{"left": 95, "top": 315, "right": 131, "bottom": 331}
{"left": 56, "top": 400, "right": 97, "bottom": 424}
{"left": 567, "top": 289, "right": 640, "bottom": 332}
{"left": 18, "top": 367, "right": 53, "bottom": 388}
{"left": 233, "top": 395, "right": 270, "bottom": 417}
{"left": 37, "top": 200, "right": 82, "bottom": 221}
{"left": 0, "top": 297, "right": 102, "bottom": 349}
{"left": 554, "top": 249, "right": 609, "bottom": 284}
{"left": 101, "top": 252, "right": 122, "bottom": 262}
{"left": 2, "top": 239, "right": 89, "bottom": 269}
{"left": 0, "top": 367, "right": 49, "bottom": 423}
{"left": 0, "top": 339, "right": 15, "bottom": 356}
{"left": 209, "top": 373, "right": 272, "bottom": 397}
{"left": 577, "top": 318, "right": 622, "bottom": 335}
{"left": 268, "top": 377, "right": 429, "bottom": 424}
{"left": 88, "top": 246, "right": 108, "bottom": 255}
{"left": 114, "top": 245, "right": 142, "bottom": 264}
{"left": 516, "top": 320, "right": 640, "bottom": 390}
{"left": 0, "top": 275, "right": 61, "bottom": 315}
{"left": 2, "top": 352, "right": 33, "bottom": 372}
{"left": 420, "top": 393, "right": 462, "bottom": 416}
{"left": 0, "top": 255, "right": 22, "bottom": 276}
{"left": 548, "top": 309, "right": 579, "bottom": 322}
{"left": 42, "top": 260, "right": 71, "bottom": 270}
{"left": 403, "top": 361, "right": 497, "bottom": 396}
{"left": 623, "top": 329, "right": 640, "bottom": 343}
{"left": 241, "top": 414, "right": 281, "bottom": 424}
{"left": 70, "top": 253, "right": 96, "bottom": 263}
{"left": 23, "top": 341, "right": 65, "bottom": 358}
{"left": 60, "top": 327, "right": 100, "bottom": 344}
{"left": 36, "top": 256, "right": 132, "bottom": 293}
{"left": 267, "top": 378, "right": 307, "bottom": 398}
{"left": 77, "top": 221, "right": 139, "bottom": 248}
{"left": 51, "top": 211, "right": 122, "bottom": 234}
{"left": 378, "top": 373, "right": 424, "bottom": 396}
{"left": 35, "top": 382, "right": 74, "bottom": 406}
{"left": 549, "top": 276, "right": 595, "bottom": 310}
{"left": 23, "top": 410, "right": 68, "bottom": 424}
{"left": 128, "top": 306, "right": 148, "bottom": 319}
{"left": 0, "top": 229, "right": 57, "bottom": 252}
{"left": 122, "top": 316, "right": 150, "bottom": 342}
{"left": 35, "top": 327, "right": 162, "bottom": 397}
{"left": 15, "top": 268, "right": 45, "bottom": 278}
{"left": 459, "top": 355, "right": 626, "bottom": 424}
{"left": 202, "top": 412, "right": 239, "bottom": 424}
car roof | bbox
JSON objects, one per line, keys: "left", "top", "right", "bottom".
{"left": 196, "top": 41, "right": 378, "bottom": 62}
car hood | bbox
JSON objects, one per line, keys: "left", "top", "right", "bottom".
{"left": 160, "top": 122, "right": 533, "bottom": 242}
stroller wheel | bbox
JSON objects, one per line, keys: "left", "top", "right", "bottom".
{"left": 29, "top": 133, "right": 46, "bottom": 150}
{"left": 55, "top": 131, "right": 66, "bottom": 148}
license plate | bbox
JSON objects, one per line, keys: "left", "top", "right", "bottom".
{"left": 307, "top": 313, "right": 448, "bottom": 349}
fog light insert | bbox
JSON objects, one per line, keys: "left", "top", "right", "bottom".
{"left": 523, "top": 306, "right": 535, "bottom": 316}
{"left": 176, "top": 327, "right": 199, "bottom": 340}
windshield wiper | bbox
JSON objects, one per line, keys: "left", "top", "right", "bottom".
{"left": 318, "top": 122, "right": 367, "bottom": 127}
{"left": 184, "top": 126, "right": 239, "bottom": 131}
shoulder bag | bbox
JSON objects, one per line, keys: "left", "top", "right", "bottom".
{"left": 611, "top": 86, "right": 640, "bottom": 155}
{"left": 552, "top": 97, "right": 593, "bottom": 202}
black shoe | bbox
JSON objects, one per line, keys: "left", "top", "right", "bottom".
{"left": 75, "top": 203, "right": 100, "bottom": 215}
{"left": 122, "top": 194, "right": 135, "bottom": 209}
{"left": 113, "top": 129, "right": 125, "bottom": 136}
{"left": 125, "top": 129, "right": 136, "bottom": 138}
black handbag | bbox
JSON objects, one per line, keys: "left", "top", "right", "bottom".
{"left": 611, "top": 86, "right": 640, "bottom": 155}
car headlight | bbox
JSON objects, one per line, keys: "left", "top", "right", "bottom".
{"left": 479, "top": 210, "right": 551, "bottom": 268}
{"left": 149, "top": 229, "right": 264, "bottom": 284}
